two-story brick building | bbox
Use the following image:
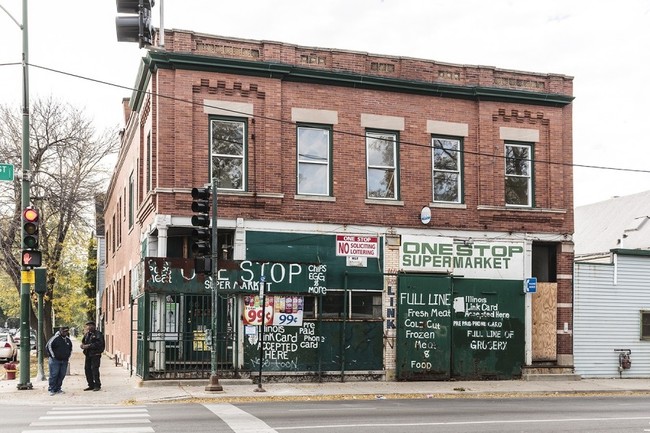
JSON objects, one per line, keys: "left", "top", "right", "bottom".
{"left": 102, "top": 29, "right": 574, "bottom": 381}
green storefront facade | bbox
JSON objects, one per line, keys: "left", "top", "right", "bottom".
{"left": 136, "top": 230, "right": 385, "bottom": 380}
{"left": 395, "top": 235, "right": 526, "bottom": 380}
{"left": 135, "top": 230, "right": 527, "bottom": 381}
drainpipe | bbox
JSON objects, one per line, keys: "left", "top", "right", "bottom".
{"left": 340, "top": 273, "right": 348, "bottom": 382}
{"left": 130, "top": 295, "right": 134, "bottom": 376}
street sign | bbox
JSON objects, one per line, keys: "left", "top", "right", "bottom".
{"left": 524, "top": 277, "right": 537, "bottom": 293}
{"left": 21, "top": 270, "right": 35, "bottom": 284}
{"left": 0, "top": 163, "right": 14, "bottom": 181}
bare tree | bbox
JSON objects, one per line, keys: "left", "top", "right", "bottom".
{"left": 0, "top": 96, "right": 119, "bottom": 340}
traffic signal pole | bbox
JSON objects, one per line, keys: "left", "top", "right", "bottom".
{"left": 205, "top": 177, "right": 222, "bottom": 391}
{"left": 18, "top": 0, "right": 32, "bottom": 390}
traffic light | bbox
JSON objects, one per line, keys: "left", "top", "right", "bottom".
{"left": 115, "top": 0, "right": 155, "bottom": 48}
{"left": 22, "top": 207, "right": 42, "bottom": 268}
{"left": 194, "top": 257, "right": 212, "bottom": 274}
{"left": 191, "top": 187, "right": 212, "bottom": 273}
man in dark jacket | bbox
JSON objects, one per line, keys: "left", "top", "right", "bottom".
{"left": 80, "top": 320, "right": 105, "bottom": 391}
{"left": 45, "top": 326, "right": 73, "bottom": 396}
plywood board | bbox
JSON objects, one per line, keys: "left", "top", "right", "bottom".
{"left": 532, "top": 282, "right": 557, "bottom": 361}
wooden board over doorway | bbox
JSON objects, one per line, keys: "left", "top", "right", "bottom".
{"left": 532, "top": 282, "right": 557, "bottom": 361}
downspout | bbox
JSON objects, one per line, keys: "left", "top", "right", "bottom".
{"left": 340, "top": 272, "right": 348, "bottom": 382}
{"left": 317, "top": 295, "right": 323, "bottom": 382}
{"left": 130, "top": 295, "right": 134, "bottom": 376}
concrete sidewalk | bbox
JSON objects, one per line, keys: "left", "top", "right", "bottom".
{"left": 2, "top": 343, "right": 649, "bottom": 406}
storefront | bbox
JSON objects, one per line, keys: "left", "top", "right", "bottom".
{"left": 237, "top": 231, "right": 384, "bottom": 379}
{"left": 395, "top": 235, "right": 526, "bottom": 380}
{"left": 136, "top": 230, "right": 385, "bottom": 380}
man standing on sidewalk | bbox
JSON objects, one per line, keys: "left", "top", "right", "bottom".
{"left": 45, "top": 326, "right": 73, "bottom": 396}
{"left": 80, "top": 321, "right": 105, "bottom": 391}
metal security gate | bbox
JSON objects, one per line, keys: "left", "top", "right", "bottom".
{"left": 136, "top": 292, "right": 235, "bottom": 380}
{"left": 396, "top": 275, "right": 525, "bottom": 380}
{"left": 396, "top": 275, "right": 452, "bottom": 380}
{"left": 451, "top": 279, "right": 525, "bottom": 379}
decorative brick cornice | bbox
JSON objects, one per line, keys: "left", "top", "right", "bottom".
{"left": 192, "top": 78, "right": 265, "bottom": 99}
{"left": 144, "top": 51, "right": 573, "bottom": 107}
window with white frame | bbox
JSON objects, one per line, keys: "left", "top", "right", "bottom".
{"left": 211, "top": 118, "right": 246, "bottom": 191}
{"left": 432, "top": 137, "right": 462, "bottom": 203}
{"left": 505, "top": 142, "right": 533, "bottom": 207}
{"left": 366, "top": 131, "right": 398, "bottom": 199}
{"left": 297, "top": 125, "right": 331, "bottom": 195}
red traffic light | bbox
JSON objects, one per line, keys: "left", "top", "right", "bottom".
{"left": 23, "top": 207, "right": 39, "bottom": 223}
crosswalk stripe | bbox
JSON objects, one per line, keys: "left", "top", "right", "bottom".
{"left": 204, "top": 403, "right": 278, "bottom": 433}
{"left": 24, "top": 405, "right": 152, "bottom": 433}
{"left": 39, "top": 413, "right": 150, "bottom": 420}
{"left": 23, "top": 428, "right": 154, "bottom": 433}
{"left": 48, "top": 406, "right": 147, "bottom": 410}
{"left": 31, "top": 419, "right": 151, "bottom": 427}
{"left": 46, "top": 409, "right": 148, "bottom": 415}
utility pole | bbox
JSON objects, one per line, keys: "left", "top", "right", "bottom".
{"left": 205, "top": 177, "right": 222, "bottom": 391}
{"left": 0, "top": 0, "right": 34, "bottom": 391}
{"left": 18, "top": 0, "right": 32, "bottom": 390}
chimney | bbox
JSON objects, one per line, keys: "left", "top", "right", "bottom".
{"left": 122, "top": 98, "right": 132, "bottom": 125}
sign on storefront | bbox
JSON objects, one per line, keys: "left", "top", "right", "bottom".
{"left": 216, "top": 260, "right": 327, "bottom": 295}
{"left": 524, "top": 277, "right": 537, "bottom": 293}
{"left": 399, "top": 235, "right": 525, "bottom": 280}
{"left": 243, "top": 294, "right": 304, "bottom": 326}
{"left": 336, "top": 235, "right": 379, "bottom": 258}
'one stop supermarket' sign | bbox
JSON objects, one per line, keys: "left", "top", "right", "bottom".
{"left": 336, "top": 235, "right": 379, "bottom": 258}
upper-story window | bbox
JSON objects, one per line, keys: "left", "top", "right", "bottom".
{"left": 211, "top": 118, "right": 246, "bottom": 191}
{"left": 366, "top": 131, "right": 398, "bottom": 199}
{"left": 297, "top": 125, "right": 331, "bottom": 195}
{"left": 432, "top": 136, "right": 462, "bottom": 203}
{"left": 146, "top": 132, "right": 152, "bottom": 192}
{"left": 505, "top": 142, "right": 533, "bottom": 207}
{"left": 128, "top": 171, "right": 134, "bottom": 229}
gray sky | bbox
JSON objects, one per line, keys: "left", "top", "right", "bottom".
{"left": 1, "top": 0, "right": 649, "bottom": 206}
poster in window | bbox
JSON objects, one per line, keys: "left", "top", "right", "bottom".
{"left": 242, "top": 295, "right": 274, "bottom": 326}
{"left": 272, "top": 295, "right": 304, "bottom": 326}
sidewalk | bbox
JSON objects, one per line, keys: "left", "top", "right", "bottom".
{"left": 2, "top": 344, "right": 650, "bottom": 406}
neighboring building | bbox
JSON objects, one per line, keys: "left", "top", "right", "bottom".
{"left": 102, "top": 29, "right": 574, "bottom": 381}
{"left": 574, "top": 192, "right": 650, "bottom": 377}
{"left": 94, "top": 193, "right": 107, "bottom": 328}
{"left": 574, "top": 191, "right": 650, "bottom": 261}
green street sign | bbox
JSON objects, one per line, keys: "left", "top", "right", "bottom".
{"left": 0, "top": 163, "right": 14, "bottom": 181}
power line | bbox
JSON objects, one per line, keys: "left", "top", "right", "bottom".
{"left": 25, "top": 62, "right": 650, "bottom": 175}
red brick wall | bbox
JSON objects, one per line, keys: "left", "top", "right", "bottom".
{"left": 102, "top": 31, "right": 574, "bottom": 364}
{"left": 148, "top": 73, "right": 573, "bottom": 236}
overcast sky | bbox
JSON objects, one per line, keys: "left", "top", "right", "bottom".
{"left": 1, "top": 0, "right": 648, "bottom": 206}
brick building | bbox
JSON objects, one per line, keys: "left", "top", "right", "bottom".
{"left": 102, "top": 29, "right": 574, "bottom": 381}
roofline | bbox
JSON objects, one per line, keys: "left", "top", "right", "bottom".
{"left": 142, "top": 50, "right": 574, "bottom": 108}
{"left": 611, "top": 248, "right": 650, "bottom": 257}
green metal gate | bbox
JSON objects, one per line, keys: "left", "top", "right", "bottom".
{"left": 135, "top": 292, "right": 233, "bottom": 380}
{"left": 396, "top": 275, "right": 524, "bottom": 380}
{"left": 396, "top": 275, "right": 452, "bottom": 380}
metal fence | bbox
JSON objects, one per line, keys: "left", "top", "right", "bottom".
{"left": 136, "top": 292, "right": 236, "bottom": 380}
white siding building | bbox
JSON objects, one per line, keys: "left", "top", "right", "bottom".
{"left": 574, "top": 191, "right": 650, "bottom": 377}
{"left": 574, "top": 251, "right": 650, "bottom": 377}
